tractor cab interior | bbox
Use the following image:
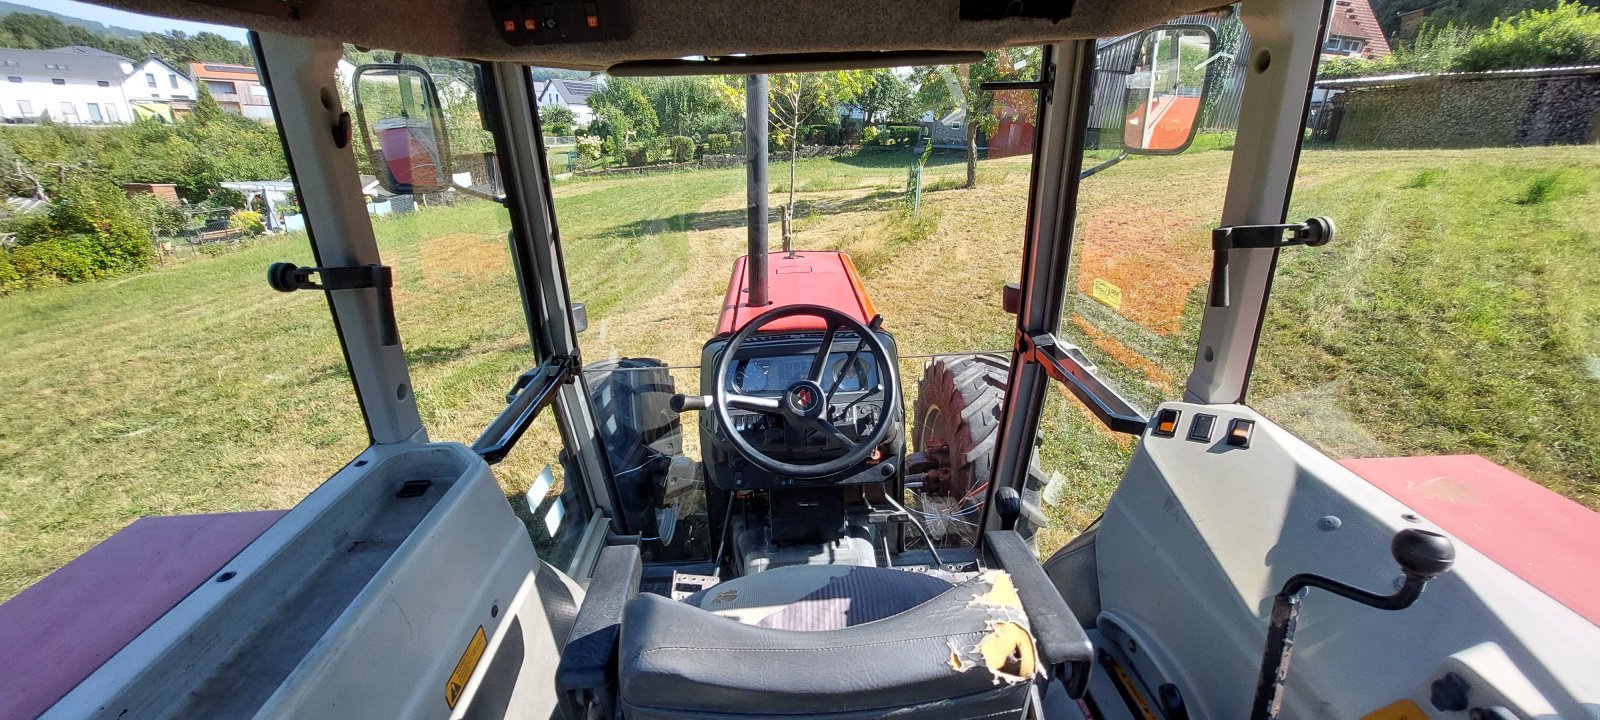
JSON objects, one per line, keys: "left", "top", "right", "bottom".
{"left": 16, "top": 0, "right": 1600, "bottom": 719}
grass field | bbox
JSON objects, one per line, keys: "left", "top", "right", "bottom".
{"left": 1, "top": 144, "right": 1596, "bottom": 599}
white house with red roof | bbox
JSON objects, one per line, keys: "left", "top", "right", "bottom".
{"left": 1324, "top": 0, "right": 1392, "bottom": 59}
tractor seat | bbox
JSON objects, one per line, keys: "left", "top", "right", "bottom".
{"left": 556, "top": 533, "right": 1093, "bottom": 720}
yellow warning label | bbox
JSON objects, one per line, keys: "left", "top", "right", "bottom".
{"left": 1091, "top": 278, "right": 1123, "bottom": 310}
{"left": 445, "top": 625, "right": 488, "bottom": 709}
{"left": 1362, "top": 699, "right": 1430, "bottom": 720}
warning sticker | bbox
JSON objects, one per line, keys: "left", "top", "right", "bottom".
{"left": 1362, "top": 699, "right": 1430, "bottom": 720}
{"left": 445, "top": 625, "right": 488, "bottom": 709}
{"left": 1091, "top": 278, "right": 1123, "bottom": 310}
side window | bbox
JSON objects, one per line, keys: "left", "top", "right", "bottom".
{"left": 1024, "top": 13, "right": 1247, "bottom": 556}
{"left": 1254, "top": 39, "right": 1599, "bottom": 508}
{"left": 341, "top": 52, "right": 590, "bottom": 560}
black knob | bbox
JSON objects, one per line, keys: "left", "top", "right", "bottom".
{"left": 995, "top": 486, "right": 1021, "bottom": 528}
{"left": 670, "top": 394, "right": 708, "bottom": 413}
{"left": 267, "top": 262, "right": 301, "bottom": 292}
{"left": 1392, "top": 528, "right": 1455, "bottom": 579}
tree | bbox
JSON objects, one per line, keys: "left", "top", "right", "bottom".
{"left": 916, "top": 48, "right": 1039, "bottom": 189}
{"left": 192, "top": 82, "right": 224, "bottom": 125}
{"left": 540, "top": 104, "right": 577, "bottom": 136}
{"left": 854, "top": 69, "right": 915, "bottom": 124}
{"left": 587, "top": 77, "right": 658, "bottom": 160}
{"left": 767, "top": 72, "right": 862, "bottom": 214}
{"left": 648, "top": 76, "right": 726, "bottom": 137}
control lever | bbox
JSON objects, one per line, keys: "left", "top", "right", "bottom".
{"left": 1249, "top": 528, "right": 1455, "bottom": 720}
{"left": 1209, "top": 217, "right": 1333, "bottom": 308}
{"left": 670, "top": 394, "right": 709, "bottom": 413}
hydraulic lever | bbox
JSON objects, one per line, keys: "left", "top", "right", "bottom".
{"left": 1249, "top": 528, "right": 1455, "bottom": 720}
{"left": 267, "top": 262, "right": 400, "bottom": 346}
{"left": 1209, "top": 217, "right": 1334, "bottom": 307}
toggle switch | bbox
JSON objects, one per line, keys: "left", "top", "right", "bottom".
{"left": 1153, "top": 408, "right": 1181, "bottom": 437}
{"left": 1226, "top": 418, "right": 1254, "bottom": 448}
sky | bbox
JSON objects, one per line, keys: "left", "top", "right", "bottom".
{"left": 9, "top": 0, "right": 249, "bottom": 43}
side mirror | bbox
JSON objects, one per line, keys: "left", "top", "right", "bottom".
{"left": 353, "top": 63, "right": 453, "bottom": 195}
{"left": 1122, "top": 24, "right": 1217, "bottom": 155}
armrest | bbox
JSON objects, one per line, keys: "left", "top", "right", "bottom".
{"left": 984, "top": 530, "right": 1095, "bottom": 698}
{"left": 554, "top": 544, "right": 641, "bottom": 713}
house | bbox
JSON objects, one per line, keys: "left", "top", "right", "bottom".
{"left": 189, "top": 62, "right": 274, "bottom": 121}
{"left": 123, "top": 55, "right": 197, "bottom": 122}
{"left": 1324, "top": 0, "right": 1391, "bottom": 59}
{"left": 0, "top": 46, "right": 136, "bottom": 124}
{"left": 535, "top": 77, "right": 600, "bottom": 127}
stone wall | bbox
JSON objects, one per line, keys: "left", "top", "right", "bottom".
{"left": 1324, "top": 71, "right": 1600, "bottom": 148}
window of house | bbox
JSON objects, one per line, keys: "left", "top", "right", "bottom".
{"left": 97, "top": 80, "right": 110, "bottom": 87}
{"left": 146, "top": 72, "right": 156, "bottom": 87}
{"left": 104, "top": 104, "right": 119, "bottom": 123}
{"left": 86, "top": 104, "right": 102, "bottom": 123}
{"left": 206, "top": 80, "right": 236, "bottom": 95}
{"left": 6, "top": 76, "right": 19, "bottom": 83}
{"left": 169, "top": 74, "right": 178, "bottom": 89}
{"left": 17, "top": 100, "right": 31, "bottom": 115}
{"left": 173, "top": 94, "right": 189, "bottom": 100}
{"left": 51, "top": 78, "right": 64, "bottom": 85}
{"left": 58, "top": 103, "right": 77, "bottom": 122}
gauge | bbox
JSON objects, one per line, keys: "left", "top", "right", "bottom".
{"left": 827, "top": 355, "right": 872, "bottom": 392}
{"left": 735, "top": 359, "right": 770, "bottom": 393}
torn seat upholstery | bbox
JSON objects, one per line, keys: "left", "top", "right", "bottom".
{"left": 558, "top": 531, "right": 1089, "bottom": 720}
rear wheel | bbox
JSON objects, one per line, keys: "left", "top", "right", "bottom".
{"left": 911, "top": 354, "right": 1009, "bottom": 546}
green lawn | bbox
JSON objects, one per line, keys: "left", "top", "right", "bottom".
{"left": 1, "top": 144, "right": 1596, "bottom": 599}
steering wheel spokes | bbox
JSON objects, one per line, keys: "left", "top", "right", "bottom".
{"left": 713, "top": 304, "right": 898, "bottom": 478}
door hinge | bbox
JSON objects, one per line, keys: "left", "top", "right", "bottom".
{"left": 1209, "top": 216, "right": 1334, "bottom": 307}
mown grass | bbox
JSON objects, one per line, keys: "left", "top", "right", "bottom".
{"left": 1, "top": 144, "right": 1597, "bottom": 598}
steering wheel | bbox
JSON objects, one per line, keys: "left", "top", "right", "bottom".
{"left": 713, "top": 304, "right": 899, "bottom": 479}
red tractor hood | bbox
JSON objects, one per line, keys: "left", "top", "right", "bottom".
{"left": 717, "top": 251, "right": 878, "bottom": 336}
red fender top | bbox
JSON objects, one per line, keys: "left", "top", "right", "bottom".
{"left": 717, "top": 251, "right": 878, "bottom": 336}
{"left": 1343, "top": 454, "right": 1600, "bottom": 626}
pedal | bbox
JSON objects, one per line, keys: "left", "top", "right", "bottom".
{"left": 669, "top": 572, "right": 720, "bottom": 601}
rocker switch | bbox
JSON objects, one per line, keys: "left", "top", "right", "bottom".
{"left": 1186, "top": 414, "right": 1215, "bottom": 442}
{"left": 1153, "top": 408, "right": 1181, "bottom": 437}
{"left": 1226, "top": 419, "right": 1254, "bottom": 448}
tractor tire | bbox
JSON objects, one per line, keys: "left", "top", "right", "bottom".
{"left": 584, "top": 357, "right": 681, "bottom": 535}
{"left": 913, "top": 353, "right": 1010, "bottom": 503}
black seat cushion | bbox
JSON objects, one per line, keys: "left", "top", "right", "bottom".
{"left": 682, "top": 565, "right": 953, "bottom": 630}
{"left": 620, "top": 568, "right": 1038, "bottom": 719}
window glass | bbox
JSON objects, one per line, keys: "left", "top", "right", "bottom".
{"left": 1254, "top": 52, "right": 1600, "bottom": 510}
{"left": 1054, "top": 15, "right": 1241, "bottom": 415}
{"left": 536, "top": 55, "right": 1039, "bottom": 558}
{"left": 0, "top": 15, "right": 365, "bottom": 603}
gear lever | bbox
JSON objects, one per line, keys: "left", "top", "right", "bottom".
{"left": 1249, "top": 528, "right": 1456, "bottom": 720}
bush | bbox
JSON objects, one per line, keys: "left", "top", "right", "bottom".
{"left": 728, "top": 130, "right": 744, "bottom": 149}
{"left": 577, "top": 136, "right": 603, "bottom": 161}
{"left": 207, "top": 187, "right": 247, "bottom": 210}
{"left": 885, "top": 125, "right": 922, "bottom": 147}
{"left": 624, "top": 143, "right": 648, "bottom": 166}
{"left": 669, "top": 135, "right": 695, "bottom": 163}
{"left": 127, "top": 193, "right": 187, "bottom": 237}
{"left": 861, "top": 125, "right": 882, "bottom": 146}
{"left": 0, "top": 247, "right": 19, "bottom": 294}
{"left": 228, "top": 210, "right": 265, "bottom": 237}
{"left": 1455, "top": 2, "right": 1600, "bottom": 71}
{"left": 705, "top": 133, "right": 729, "bottom": 154}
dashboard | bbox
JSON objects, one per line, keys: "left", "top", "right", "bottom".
{"left": 698, "top": 331, "right": 903, "bottom": 489}
{"left": 729, "top": 352, "right": 880, "bottom": 396}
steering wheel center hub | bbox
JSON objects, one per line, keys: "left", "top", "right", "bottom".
{"left": 785, "top": 380, "right": 826, "bottom": 419}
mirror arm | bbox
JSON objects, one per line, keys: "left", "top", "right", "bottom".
{"left": 1078, "top": 150, "right": 1127, "bottom": 180}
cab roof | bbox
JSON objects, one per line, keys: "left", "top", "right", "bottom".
{"left": 88, "top": 0, "right": 1225, "bottom": 72}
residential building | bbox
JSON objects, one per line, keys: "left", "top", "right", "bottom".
{"left": 0, "top": 46, "right": 136, "bottom": 124}
{"left": 123, "top": 55, "right": 198, "bottom": 122}
{"left": 535, "top": 77, "right": 600, "bottom": 127}
{"left": 189, "top": 62, "right": 274, "bottom": 121}
{"left": 1324, "top": 0, "right": 1391, "bottom": 59}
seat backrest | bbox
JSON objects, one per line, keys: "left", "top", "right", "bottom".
{"left": 618, "top": 569, "right": 1037, "bottom": 719}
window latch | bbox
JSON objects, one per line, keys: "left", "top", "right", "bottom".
{"left": 267, "top": 262, "right": 400, "bottom": 346}
{"left": 1209, "top": 217, "right": 1334, "bottom": 307}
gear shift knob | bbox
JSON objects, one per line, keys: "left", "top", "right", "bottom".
{"left": 1391, "top": 528, "right": 1455, "bottom": 579}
